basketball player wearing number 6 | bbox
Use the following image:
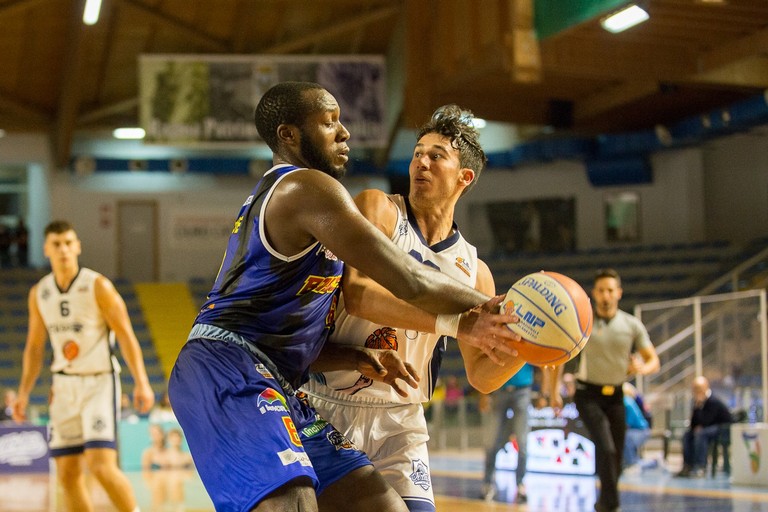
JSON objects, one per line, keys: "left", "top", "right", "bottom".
{"left": 305, "top": 105, "right": 559, "bottom": 511}
{"left": 14, "top": 220, "right": 156, "bottom": 512}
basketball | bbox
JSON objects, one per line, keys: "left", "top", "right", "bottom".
{"left": 501, "top": 271, "right": 593, "bottom": 366}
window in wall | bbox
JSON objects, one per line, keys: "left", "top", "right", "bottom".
{"left": 605, "top": 191, "right": 640, "bottom": 243}
{"left": 486, "top": 197, "right": 575, "bottom": 253}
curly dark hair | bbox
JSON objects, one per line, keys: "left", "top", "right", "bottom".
{"left": 416, "top": 104, "right": 487, "bottom": 194}
{"left": 254, "top": 81, "right": 326, "bottom": 151}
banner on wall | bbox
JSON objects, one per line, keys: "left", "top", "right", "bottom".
{"left": 169, "top": 212, "right": 233, "bottom": 250}
{"left": 139, "top": 54, "right": 386, "bottom": 147}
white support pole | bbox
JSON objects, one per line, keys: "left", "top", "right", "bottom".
{"left": 694, "top": 297, "right": 703, "bottom": 377}
{"left": 760, "top": 289, "right": 768, "bottom": 423}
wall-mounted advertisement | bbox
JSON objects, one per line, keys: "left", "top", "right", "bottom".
{"left": 139, "top": 55, "right": 386, "bottom": 147}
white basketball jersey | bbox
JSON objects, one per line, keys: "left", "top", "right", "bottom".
{"left": 36, "top": 268, "right": 119, "bottom": 375}
{"left": 306, "top": 194, "right": 477, "bottom": 405}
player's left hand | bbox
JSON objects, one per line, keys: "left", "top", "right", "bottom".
{"left": 134, "top": 382, "right": 156, "bottom": 414}
{"left": 355, "top": 348, "right": 420, "bottom": 398}
{"left": 457, "top": 295, "right": 520, "bottom": 365}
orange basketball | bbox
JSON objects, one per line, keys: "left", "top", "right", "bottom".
{"left": 501, "top": 271, "right": 593, "bottom": 366}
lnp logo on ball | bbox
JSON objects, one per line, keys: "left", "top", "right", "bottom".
{"left": 502, "top": 271, "right": 593, "bottom": 366}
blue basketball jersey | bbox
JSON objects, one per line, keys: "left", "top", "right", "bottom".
{"left": 195, "top": 164, "right": 343, "bottom": 388}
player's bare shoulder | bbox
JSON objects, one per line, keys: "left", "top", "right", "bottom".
{"left": 353, "top": 189, "right": 399, "bottom": 234}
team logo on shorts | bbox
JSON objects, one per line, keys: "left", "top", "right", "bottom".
{"left": 327, "top": 429, "right": 356, "bottom": 451}
{"left": 92, "top": 417, "right": 106, "bottom": 433}
{"left": 277, "top": 448, "right": 312, "bottom": 467}
{"left": 254, "top": 364, "right": 273, "bottom": 379}
{"left": 282, "top": 416, "right": 302, "bottom": 447}
{"left": 257, "top": 389, "right": 288, "bottom": 414}
{"left": 300, "top": 418, "right": 329, "bottom": 438}
{"left": 409, "top": 459, "right": 431, "bottom": 490}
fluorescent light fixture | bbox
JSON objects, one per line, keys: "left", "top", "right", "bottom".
{"left": 113, "top": 127, "right": 146, "bottom": 140}
{"left": 471, "top": 118, "right": 487, "bottom": 129}
{"left": 83, "top": 0, "right": 103, "bottom": 25}
{"left": 600, "top": 4, "right": 649, "bottom": 33}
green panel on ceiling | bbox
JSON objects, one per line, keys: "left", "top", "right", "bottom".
{"left": 535, "top": 0, "right": 630, "bottom": 39}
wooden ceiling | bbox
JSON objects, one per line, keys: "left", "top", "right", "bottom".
{"left": 2, "top": 0, "right": 768, "bottom": 167}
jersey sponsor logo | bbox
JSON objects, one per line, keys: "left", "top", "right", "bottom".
{"left": 518, "top": 276, "right": 567, "bottom": 316}
{"left": 324, "top": 294, "right": 338, "bottom": 328}
{"left": 282, "top": 416, "right": 302, "bottom": 447}
{"left": 296, "top": 275, "right": 341, "bottom": 296}
{"left": 336, "top": 375, "right": 373, "bottom": 395}
{"left": 243, "top": 194, "right": 254, "bottom": 206}
{"left": 409, "top": 459, "right": 431, "bottom": 490}
{"left": 41, "top": 288, "right": 51, "bottom": 300}
{"left": 277, "top": 448, "right": 312, "bottom": 467}
{"left": 257, "top": 389, "right": 288, "bottom": 414}
{"left": 232, "top": 215, "right": 244, "bottom": 234}
{"left": 454, "top": 256, "right": 472, "bottom": 277}
{"left": 300, "top": 418, "right": 329, "bottom": 438}
{"left": 48, "top": 322, "right": 84, "bottom": 333}
{"left": 62, "top": 340, "right": 80, "bottom": 361}
{"left": 254, "top": 364, "right": 273, "bottom": 379}
{"left": 365, "top": 327, "right": 398, "bottom": 350}
{"left": 398, "top": 217, "right": 409, "bottom": 236}
{"left": 327, "top": 429, "right": 356, "bottom": 451}
{"left": 319, "top": 246, "right": 338, "bottom": 262}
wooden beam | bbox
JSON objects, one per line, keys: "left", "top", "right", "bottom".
{"left": 51, "top": 0, "right": 89, "bottom": 168}
{"left": 261, "top": 6, "right": 399, "bottom": 54}
{"left": 697, "top": 26, "right": 768, "bottom": 73}
{"left": 574, "top": 80, "right": 660, "bottom": 122}
{"left": 0, "top": 93, "right": 51, "bottom": 125}
{"left": 119, "top": 0, "right": 230, "bottom": 51}
{"left": 0, "top": 0, "right": 49, "bottom": 17}
{"left": 77, "top": 98, "right": 139, "bottom": 125}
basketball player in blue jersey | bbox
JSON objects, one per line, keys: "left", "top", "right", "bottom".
{"left": 304, "top": 105, "right": 560, "bottom": 511}
{"left": 15, "top": 220, "right": 155, "bottom": 512}
{"left": 168, "top": 82, "right": 524, "bottom": 512}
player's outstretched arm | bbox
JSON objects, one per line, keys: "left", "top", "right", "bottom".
{"left": 459, "top": 260, "right": 529, "bottom": 394}
{"left": 269, "top": 172, "right": 510, "bottom": 317}
{"left": 311, "top": 344, "right": 419, "bottom": 398}
{"left": 95, "top": 276, "right": 155, "bottom": 414}
{"left": 14, "top": 286, "right": 47, "bottom": 422}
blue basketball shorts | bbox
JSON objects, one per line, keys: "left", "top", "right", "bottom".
{"left": 168, "top": 338, "right": 372, "bottom": 511}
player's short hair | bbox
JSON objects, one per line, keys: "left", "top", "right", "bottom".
{"left": 594, "top": 268, "right": 622, "bottom": 287}
{"left": 254, "top": 81, "right": 327, "bottom": 151}
{"left": 44, "top": 220, "right": 75, "bottom": 236}
{"left": 416, "top": 104, "right": 487, "bottom": 195}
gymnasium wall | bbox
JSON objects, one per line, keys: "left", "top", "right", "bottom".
{"left": 2, "top": 129, "right": 767, "bottom": 280}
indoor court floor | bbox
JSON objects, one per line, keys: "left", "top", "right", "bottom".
{"left": 2, "top": 449, "right": 767, "bottom": 511}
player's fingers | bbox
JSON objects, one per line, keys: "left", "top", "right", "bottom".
{"left": 483, "top": 345, "right": 505, "bottom": 365}
{"left": 403, "top": 362, "right": 421, "bottom": 383}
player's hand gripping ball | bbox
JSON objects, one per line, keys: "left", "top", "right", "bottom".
{"left": 501, "top": 271, "right": 593, "bottom": 366}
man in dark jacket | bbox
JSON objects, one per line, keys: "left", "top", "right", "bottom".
{"left": 677, "top": 376, "right": 732, "bottom": 477}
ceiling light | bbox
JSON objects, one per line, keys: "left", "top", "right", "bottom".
{"left": 600, "top": 4, "right": 649, "bottom": 33}
{"left": 472, "top": 118, "right": 487, "bottom": 129}
{"left": 113, "top": 127, "right": 146, "bottom": 140}
{"left": 83, "top": 0, "right": 103, "bottom": 25}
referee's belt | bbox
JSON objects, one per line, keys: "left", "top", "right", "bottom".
{"left": 576, "top": 379, "right": 620, "bottom": 396}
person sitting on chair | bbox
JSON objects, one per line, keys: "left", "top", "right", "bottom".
{"left": 676, "top": 376, "right": 732, "bottom": 478}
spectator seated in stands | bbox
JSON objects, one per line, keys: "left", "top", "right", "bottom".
{"left": 622, "top": 382, "right": 651, "bottom": 472}
{"left": 676, "top": 376, "right": 733, "bottom": 478}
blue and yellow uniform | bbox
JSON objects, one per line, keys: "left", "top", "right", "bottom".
{"left": 169, "top": 164, "right": 371, "bottom": 511}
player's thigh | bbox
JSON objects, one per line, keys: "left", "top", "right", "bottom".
{"left": 317, "top": 465, "right": 407, "bottom": 512}
{"left": 254, "top": 476, "right": 317, "bottom": 512}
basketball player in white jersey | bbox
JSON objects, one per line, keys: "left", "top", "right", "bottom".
{"left": 304, "top": 106, "right": 556, "bottom": 511}
{"left": 14, "top": 220, "right": 155, "bottom": 512}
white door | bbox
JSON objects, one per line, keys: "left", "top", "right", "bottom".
{"left": 117, "top": 201, "right": 158, "bottom": 282}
